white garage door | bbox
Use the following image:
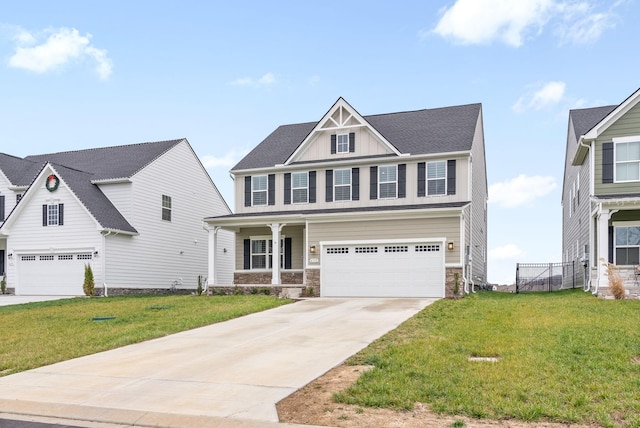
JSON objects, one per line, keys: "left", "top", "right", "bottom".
{"left": 17, "top": 253, "right": 93, "bottom": 295}
{"left": 321, "top": 241, "right": 444, "bottom": 298}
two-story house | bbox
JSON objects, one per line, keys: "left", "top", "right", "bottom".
{"left": 204, "top": 98, "right": 488, "bottom": 298}
{"left": 0, "top": 139, "right": 233, "bottom": 295}
{"left": 563, "top": 87, "right": 640, "bottom": 297}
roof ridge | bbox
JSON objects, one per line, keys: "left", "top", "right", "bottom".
{"left": 363, "top": 102, "right": 482, "bottom": 119}
{"left": 27, "top": 138, "right": 185, "bottom": 158}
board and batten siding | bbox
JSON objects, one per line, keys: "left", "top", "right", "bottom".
{"left": 104, "top": 141, "right": 233, "bottom": 289}
{"left": 234, "top": 225, "right": 305, "bottom": 271}
{"left": 295, "top": 128, "right": 394, "bottom": 163}
{"left": 234, "top": 156, "right": 470, "bottom": 214}
{"left": 594, "top": 103, "right": 640, "bottom": 196}
{"left": 5, "top": 175, "right": 103, "bottom": 288}
{"left": 307, "top": 216, "right": 461, "bottom": 265}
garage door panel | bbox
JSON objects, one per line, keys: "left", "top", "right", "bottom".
{"left": 18, "top": 253, "right": 91, "bottom": 295}
{"left": 321, "top": 242, "right": 444, "bottom": 298}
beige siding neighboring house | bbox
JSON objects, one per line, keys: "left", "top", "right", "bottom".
{"left": 563, "top": 87, "right": 640, "bottom": 298}
{"left": 204, "top": 98, "right": 488, "bottom": 298}
{"left": 0, "top": 139, "right": 233, "bottom": 296}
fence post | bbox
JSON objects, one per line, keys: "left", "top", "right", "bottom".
{"left": 515, "top": 263, "right": 519, "bottom": 294}
{"left": 548, "top": 263, "right": 552, "bottom": 292}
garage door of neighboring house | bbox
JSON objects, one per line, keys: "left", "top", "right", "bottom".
{"left": 321, "top": 241, "right": 445, "bottom": 298}
{"left": 17, "top": 253, "right": 93, "bottom": 295}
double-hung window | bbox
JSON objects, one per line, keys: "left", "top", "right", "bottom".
{"left": 615, "top": 225, "right": 640, "bottom": 265}
{"left": 334, "top": 169, "right": 351, "bottom": 201}
{"left": 615, "top": 139, "right": 640, "bottom": 182}
{"left": 252, "top": 175, "right": 268, "bottom": 205}
{"left": 427, "top": 161, "right": 446, "bottom": 195}
{"left": 44, "top": 203, "right": 63, "bottom": 226}
{"left": 162, "top": 195, "right": 172, "bottom": 221}
{"left": 336, "top": 134, "right": 349, "bottom": 154}
{"left": 379, "top": 165, "right": 397, "bottom": 199}
{"left": 250, "top": 238, "right": 285, "bottom": 269}
{"left": 292, "top": 172, "right": 308, "bottom": 203}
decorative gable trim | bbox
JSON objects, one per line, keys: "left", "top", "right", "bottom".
{"left": 583, "top": 87, "right": 640, "bottom": 141}
{"left": 284, "top": 97, "right": 402, "bottom": 165}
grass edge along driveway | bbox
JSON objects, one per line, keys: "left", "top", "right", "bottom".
{"left": 0, "top": 294, "right": 290, "bottom": 377}
{"left": 338, "top": 290, "right": 640, "bottom": 428}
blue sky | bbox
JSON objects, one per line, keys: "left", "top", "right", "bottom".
{"left": 0, "top": 0, "right": 637, "bottom": 285}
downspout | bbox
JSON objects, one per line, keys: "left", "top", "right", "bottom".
{"left": 102, "top": 231, "right": 112, "bottom": 297}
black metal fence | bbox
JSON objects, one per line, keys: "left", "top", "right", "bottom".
{"left": 515, "top": 262, "right": 578, "bottom": 293}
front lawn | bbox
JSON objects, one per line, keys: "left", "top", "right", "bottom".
{"left": 338, "top": 290, "right": 640, "bottom": 428}
{"left": 0, "top": 294, "right": 289, "bottom": 376}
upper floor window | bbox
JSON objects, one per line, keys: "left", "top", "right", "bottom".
{"left": 379, "top": 165, "right": 397, "bottom": 198}
{"left": 42, "top": 203, "right": 64, "bottom": 227}
{"left": 337, "top": 134, "right": 349, "bottom": 153}
{"left": 615, "top": 226, "right": 640, "bottom": 265}
{"left": 252, "top": 175, "right": 268, "bottom": 205}
{"left": 615, "top": 140, "right": 640, "bottom": 182}
{"left": 162, "top": 195, "right": 172, "bottom": 221}
{"left": 427, "top": 161, "right": 446, "bottom": 195}
{"left": 334, "top": 169, "right": 351, "bottom": 201}
{"left": 292, "top": 172, "right": 308, "bottom": 204}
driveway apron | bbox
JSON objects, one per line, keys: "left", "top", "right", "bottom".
{"left": 0, "top": 297, "right": 436, "bottom": 427}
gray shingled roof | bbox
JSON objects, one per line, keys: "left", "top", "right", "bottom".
{"left": 569, "top": 105, "right": 617, "bottom": 139}
{"left": 232, "top": 103, "right": 482, "bottom": 171}
{"left": 1, "top": 139, "right": 185, "bottom": 233}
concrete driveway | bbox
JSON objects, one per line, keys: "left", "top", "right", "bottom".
{"left": 0, "top": 297, "right": 436, "bottom": 427}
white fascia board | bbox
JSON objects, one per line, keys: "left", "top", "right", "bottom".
{"left": 306, "top": 205, "right": 468, "bottom": 224}
{"left": 583, "top": 87, "right": 640, "bottom": 140}
{"left": 91, "top": 178, "right": 133, "bottom": 184}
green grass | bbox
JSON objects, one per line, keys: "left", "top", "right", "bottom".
{"left": 0, "top": 294, "right": 290, "bottom": 376}
{"left": 337, "top": 290, "right": 640, "bottom": 428}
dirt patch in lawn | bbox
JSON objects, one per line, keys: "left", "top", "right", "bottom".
{"left": 276, "top": 364, "right": 594, "bottom": 428}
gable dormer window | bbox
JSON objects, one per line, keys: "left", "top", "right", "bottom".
{"left": 337, "top": 134, "right": 349, "bottom": 153}
{"left": 331, "top": 132, "right": 355, "bottom": 154}
{"left": 252, "top": 175, "right": 268, "bottom": 205}
{"left": 42, "top": 203, "right": 64, "bottom": 226}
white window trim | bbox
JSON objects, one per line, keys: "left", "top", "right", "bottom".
{"left": 292, "top": 171, "right": 309, "bottom": 204}
{"left": 378, "top": 165, "right": 398, "bottom": 199}
{"left": 336, "top": 133, "right": 349, "bottom": 154}
{"left": 162, "top": 194, "right": 172, "bottom": 222}
{"left": 426, "top": 161, "right": 446, "bottom": 196}
{"left": 252, "top": 175, "right": 268, "bottom": 206}
{"left": 612, "top": 223, "right": 640, "bottom": 266}
{"left": 249, "top": 236, "right": 286, "bottom": 270}
{"left": 613, "top": 136, "right": 640, "bottom": 183}
{"left": 47, "top": 203, "right": 60, "bottom": 226}
{"left": 334, "top": 168, "right": 351, "bottom": 201}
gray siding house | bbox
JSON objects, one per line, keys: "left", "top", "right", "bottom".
{"left": 563, "top": 87, "right": 640, "bottom": 297}
{"left": 0, "top": 139, "right": 233, "bottom": 295}
{"left": 204, "top": 98, "right": 488, "bottom": 298}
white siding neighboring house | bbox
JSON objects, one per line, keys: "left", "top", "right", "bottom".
{"left": 563, "top": 87, "right": 640, "bottom": 298}
{"left": 204, "top": 98, "right": 488, "bottom": 298}
{"left": 0, "top": 139, "right": 233, "bottom": 296}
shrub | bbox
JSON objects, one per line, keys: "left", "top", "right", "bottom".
{"left": 196, "top": 275, "right": 203, "bottom": 296}
{"left": 83, "top": 264, "right": 95, "bottom": 296}
{"left": 602, "top": 258, "right": 625, "bottom": 300}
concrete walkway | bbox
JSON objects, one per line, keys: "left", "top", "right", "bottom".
{"left": 0, "top": 297, "right": 436, "bottom": 427}
{"left": 0, "top": 295, "right": 76, "bottom": 306}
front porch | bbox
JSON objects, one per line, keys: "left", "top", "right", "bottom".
{"left": 589, "top": 265, "right": 640, "bottom": 299}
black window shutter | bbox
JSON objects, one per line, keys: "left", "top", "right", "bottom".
{"left": 608, "top": 225, "right": 614, "bottom": 264}
{"left": 325, "top": 170, "right": 333, "bottom": 202}
{"left": 42, "top": 204, "right": 47, "bottom": 227}
{"left": 417, "top": 162, "right": 426, "bottom": 197}
{"left": 352, "top": 168, "right": 360, "bottom": 201}
{"left": 331, "top": 134, "right": 337, "bottom": 154}
{"left": 58, "top": 204, "right": 64, "bottom": 226}
{"left": 268, "top": 174, "right": 275, "bottom": 205}
{"left": 602, "top": 142, "right": 613, "bottom": 184}
{"left": 0, "top": 195, "right": 4, "bottom": 221}
{"left": 447, "top": 160, "right": 456, "bottom": 195}
{"left": 243, "top": 239, "right": 251, "bottom": 269}
{"left": 349, "top": 132, "right": 355, "bottom": 153}
{"left": 284, "top": 173, "right": 291, "bottom": 205}
{"left": 398, "top": 164, "right": 406, "bottom": 198}
{"left": 284, "top": 237, "right": 292, "bottom": 269}
{"left": 309, "top": 171, "right": 316, "bottom": 203}
{"left": 244, "top": 176, "right": 251, "bottom": 207}
{"left": 370, "top": 166, "right": 378, "bottom": 200}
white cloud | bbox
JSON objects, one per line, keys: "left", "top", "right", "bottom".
{"left": 513, "top": 81, "right": 566, "bottom": 113}
{"left": 201, "top": 149, "right": 248, "bottom": 169}
{"left": 489, "top": 244, "right": 525, "bottom": 260}
{"left": 8, "top": 27, "right": 112, "bottom": 79}
{"left": 431, "top": 0, "right": 619, "bottom": 46}
{"left": 489, "top": 174, "right": 557, "bottom": 208}
{"left": 230, "top": 72, "right": 276, "bottom": 88}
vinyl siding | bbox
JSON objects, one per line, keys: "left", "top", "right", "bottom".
{"left": 104, "top": 141, "right": 233, "bottom": 289}
{"left": 98, "top": 182, "right": 133, "bottom": 221}
{"left": 307, "top": 217, "right": 461, "bottom": 266}
{"left": 5, "top": 173, "right": 103, "bottom": 289}
{"left": 0, "top": 171, "right": 22, "bottom": 225}
{"left": 468, "top": 111, "right": 488, "bottom": 282}
{"left": 594, "top": 103, "right": 640, "bottom": 196}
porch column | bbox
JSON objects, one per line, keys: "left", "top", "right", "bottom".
{"left": 207, "top": 226, "right": 220, "bottom": 286}
{"left": 596, "top": 209, "right": 610, "bottom": 290}
{"left": 270, "top": 223, "right": 284, "bottom": 285}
